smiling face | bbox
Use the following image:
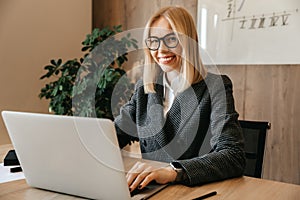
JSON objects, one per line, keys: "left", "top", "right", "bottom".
{"left": 149, "top": 17, "right": 182, "bottom": 73}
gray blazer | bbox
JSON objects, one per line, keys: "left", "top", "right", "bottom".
{"left": 114, "top": 72, "right": 245, "bottom": 185}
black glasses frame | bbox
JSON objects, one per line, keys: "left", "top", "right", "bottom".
{"left": 145, "top": 32, "right": 179, "bottom": 51}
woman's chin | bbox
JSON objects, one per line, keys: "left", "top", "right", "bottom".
{"left": 159, "top": 65, "right": 176, "bottom": 72}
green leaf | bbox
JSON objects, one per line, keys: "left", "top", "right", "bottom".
{"left": 132, "top": 42, "right": 139, "bottom": 49}
{"left": 81, "top": 46, "right": 91, "bottom": 52}
{"left": 113, "top": 25, "right": 122, "bottom": 32}
{"left": 57, "top": 59, "right": 62, "bottom": 66}
{"left": 50, "top": 59, "right": 56, "bottom": 66}
{"left": 44, "top": 65, "right": 54, "bottom": 70}
{"left": 131, "top": 38, "right": 138, "bottom": 43}
{"left": 51, "top": 86, "right": 58, "bottom": 96}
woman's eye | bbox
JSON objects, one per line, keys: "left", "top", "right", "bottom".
{"left": 166, "top": 36, "right": 177, "bottom": 43}
{"left": 150, "top": 39, "right": 159, "bottom": 44}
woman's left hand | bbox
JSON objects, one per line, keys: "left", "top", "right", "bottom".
{"left": 126, "top": 161, "right": 177, "bottom": 192}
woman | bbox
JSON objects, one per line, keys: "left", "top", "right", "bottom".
{"left": 114, "top": 6, "right": 245, "bottom": 192}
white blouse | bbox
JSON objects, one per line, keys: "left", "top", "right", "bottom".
{"left": 163, "top": 73, "right": 179, "bottom": 117}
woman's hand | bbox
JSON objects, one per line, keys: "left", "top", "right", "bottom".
{"left": 126, "top": 161, "right": 177, "bottom": 192}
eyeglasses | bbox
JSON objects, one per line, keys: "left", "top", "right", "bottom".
{"left": 145, "top": 33, "right": 179, "bottom": 51}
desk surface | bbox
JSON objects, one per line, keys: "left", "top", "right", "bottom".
{"left": 1, "top": 144, "right": 300, "bottom": 200}
{"left": 0, "top": 176, "right": 299, "bottom": 200}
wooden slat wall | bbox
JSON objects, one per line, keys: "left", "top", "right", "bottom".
{"left": 93, "top": 0, "right": 197, "bottom": 29}
{"left": 219, "top": 65, "right": 300, "bottom": 185}
{"left": 93, "top": 0, "right": 300, "bottom": 185}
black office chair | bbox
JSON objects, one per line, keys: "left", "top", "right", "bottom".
{"left": 239, "top": 120, "right": 271, "bottom": 178}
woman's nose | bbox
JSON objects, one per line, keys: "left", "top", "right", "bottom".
{"left": 158, "top": 41, "right": 168, "bottom": 51}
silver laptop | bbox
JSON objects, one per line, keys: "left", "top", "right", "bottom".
{"left": 2, "top": 111, "right": 168, "bottom": 200}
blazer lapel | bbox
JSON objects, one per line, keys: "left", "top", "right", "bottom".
{"left": 168, "top": 80, "right": 207, "bottom": 133}
{"left": 152, "top": 80, "right": 207, "bottom": 152}
{"left": 138, "top": 82, "right": 165, "bottom": 138}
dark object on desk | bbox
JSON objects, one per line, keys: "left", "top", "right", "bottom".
{"left": 10, "top": 166, "right": 22, "bottom": 173}
{"left": 192, "top": 191, "right": 217, "bottom": 199}
{"left": 130, "top": 186, "right": 150, "bottom": 197}
{"left": 239, "top": 120, "right": 271, "bottom": 178}
{"left": 130, "top": 183, "right": 168, "bottom": 199}
{"left": 4, "top": 150, "right": 20, "bottom": 166}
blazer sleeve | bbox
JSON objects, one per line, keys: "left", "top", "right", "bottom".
{"left": 114, "top": 81, "right": 141, "bottom": 149}
{"left": 173, "top": 75, "right": 246, "bottom": 185}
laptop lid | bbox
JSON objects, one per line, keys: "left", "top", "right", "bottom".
{"left": 2, "top": 111, "right": 131, "bottom": 199}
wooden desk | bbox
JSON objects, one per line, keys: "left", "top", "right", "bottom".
{"left": 1, "top": 145, "right": 299, "bottom": 200}
{"left": 0, "top": 175, "right": 299, "bottom": 199}
{"left": 152, "top": 176, "right": 300, "bottom": 200}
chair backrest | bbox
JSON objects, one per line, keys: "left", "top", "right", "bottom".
{"left": 239, "top": 120, "right": 271, "bottom": 178}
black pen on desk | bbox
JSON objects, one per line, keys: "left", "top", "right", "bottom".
{"left": 192, "top": 191, "right": 217, "bottom": 200}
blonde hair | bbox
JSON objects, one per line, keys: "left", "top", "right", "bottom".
{"left": 143, "top": 6, "right": 207, "bottom": 93}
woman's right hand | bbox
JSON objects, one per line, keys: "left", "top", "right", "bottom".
{"left": 126, "top": 161, "right": 177, "bottom": 192}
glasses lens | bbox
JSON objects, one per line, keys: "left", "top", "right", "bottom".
{"left": 145, "top": 37, "right": 159, "bottom": 50}
{"left": 164, "top": 34, "right": 178, "bottom": 48}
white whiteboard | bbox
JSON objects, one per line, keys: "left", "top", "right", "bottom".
{"left": 197, "top": 0, "right": 300, "bottom": 64}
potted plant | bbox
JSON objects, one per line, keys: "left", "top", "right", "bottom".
{"left": 39, "top": 25, "right": 138, "bottom": 119}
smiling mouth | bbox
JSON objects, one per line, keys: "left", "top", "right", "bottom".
{"left": 158, "top": 56, "right": 175, "bottom": 64}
